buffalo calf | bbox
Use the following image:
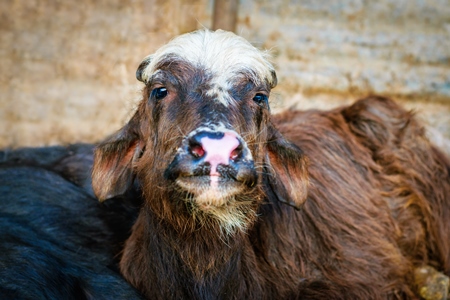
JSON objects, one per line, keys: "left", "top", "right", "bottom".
{"left": 91, "top": 30, "right": 450, "bottom": 299}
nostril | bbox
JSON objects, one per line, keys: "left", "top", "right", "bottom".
{"left": 230, "top": 147, "right": 241, "bottom": 160}
{"left": 190, "top": 143, "right": 205, "bottom": 158}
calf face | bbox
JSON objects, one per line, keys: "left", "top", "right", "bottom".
{"left": 92, "top": 30, "right": 308, "bottom": 235}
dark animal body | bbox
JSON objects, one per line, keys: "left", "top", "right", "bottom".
{"left": 0, "top": 145, "right": 143, "bottom": 299}
{"left": 1, "top": 30, "right": 449, "bottom": 299}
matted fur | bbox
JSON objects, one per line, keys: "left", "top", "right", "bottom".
{"left": 92, "top": 29, "right": 450, "bottom": 299}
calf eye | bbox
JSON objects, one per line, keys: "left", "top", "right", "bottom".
{"left": 152, "top": 87, "right": 168, "bottom": 100}
{"left": 253, "top": 93, "right": 268, "bottom": 104}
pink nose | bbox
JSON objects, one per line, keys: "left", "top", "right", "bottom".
{"left": 189, "top": 132, "right": 240, "bottom": 176}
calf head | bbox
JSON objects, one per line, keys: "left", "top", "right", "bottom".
{"left": 92, "top": 30, "right": 308, "bottom": 235}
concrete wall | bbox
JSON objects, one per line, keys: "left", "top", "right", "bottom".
{"left": 1, "top": 0, "right": 449, "bottom": 152}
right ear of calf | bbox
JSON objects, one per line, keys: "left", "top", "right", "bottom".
{"left": 92, "top": 115, "right": 143, "bottom": 201}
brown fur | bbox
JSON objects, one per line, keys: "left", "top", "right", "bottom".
{"left": 91, "top": 30, "right": 450, "bottom": 299}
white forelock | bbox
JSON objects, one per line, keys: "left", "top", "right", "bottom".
{"left": 139, "top": 30, "right": 276, "bottom": 106}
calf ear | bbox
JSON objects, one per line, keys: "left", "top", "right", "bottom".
{"left": 136, "top": 55, "right": 153, "bottom": 83}
{"left": 265, "top": 124, "right": 309, "bottom": 210}
{"left": 92, "top": 114, "right": 143, "bottom": 202}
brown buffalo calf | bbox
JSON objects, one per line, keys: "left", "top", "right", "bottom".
{"left": 92, "top": 29, "right": 450, "bottom": 299}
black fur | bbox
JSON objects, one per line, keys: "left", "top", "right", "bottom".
{"left": 0, "top": 146, "right": 143, "bottom": 299}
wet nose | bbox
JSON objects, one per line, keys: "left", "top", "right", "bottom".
{"left": 188, "top": 131, "right": 242, "bottom": 175}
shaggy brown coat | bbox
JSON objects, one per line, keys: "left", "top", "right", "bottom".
{"left": 92, "top": 30, "right": 450, "bottom": 299}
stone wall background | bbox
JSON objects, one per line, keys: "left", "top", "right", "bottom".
{"left": 1, "top": 0, "right": 449, "bottom": 152}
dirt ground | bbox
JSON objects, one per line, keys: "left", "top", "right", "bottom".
{"left": 1, "top": 0, "right": 449, "bottom": 154}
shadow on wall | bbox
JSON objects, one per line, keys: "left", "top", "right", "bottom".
{"left": 0, "top": 0, "right": 449, "bottom": 152}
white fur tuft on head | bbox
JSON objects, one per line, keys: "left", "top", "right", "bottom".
{"left": 138, "top": 30, "right": 277, "bottom": 106}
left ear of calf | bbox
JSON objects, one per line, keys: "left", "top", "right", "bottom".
{"left": 265, "top": 125, "right": 309, "bottom": 210}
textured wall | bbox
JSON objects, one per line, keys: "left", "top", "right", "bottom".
{"left": 1, "top": 0, "right": 449, "bottom": 152}
{"left": 240, "top": 0, "right": 450, "bottom": 151}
